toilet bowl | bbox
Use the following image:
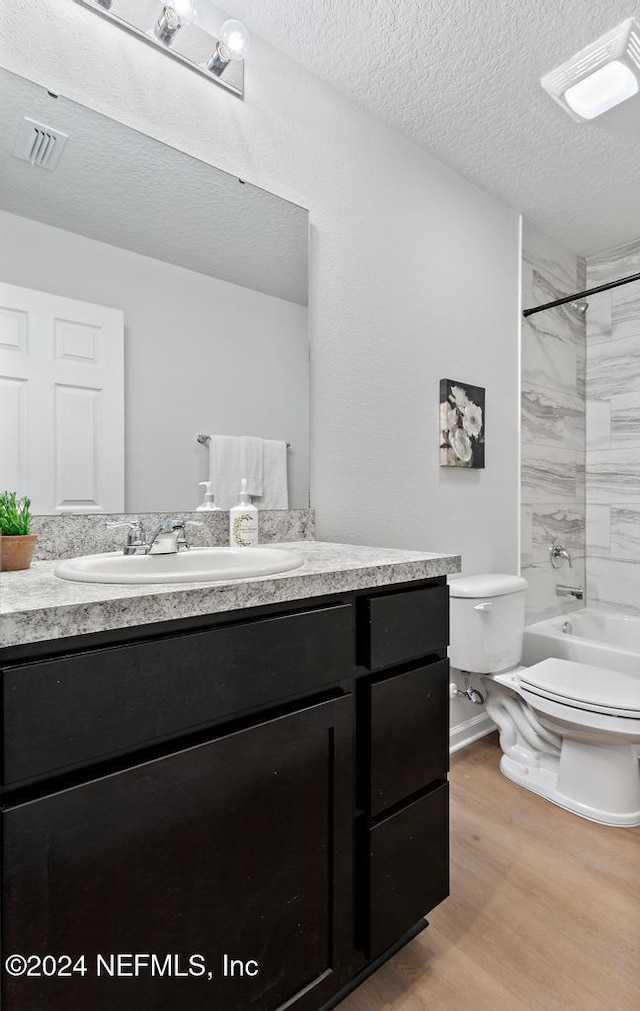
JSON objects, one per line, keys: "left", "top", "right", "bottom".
{"left": 449, "top": 574, "right": 640, "bottom": 827}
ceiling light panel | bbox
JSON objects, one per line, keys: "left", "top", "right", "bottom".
{"left": 541, "top": 18, "right": 640, "bottom": 121}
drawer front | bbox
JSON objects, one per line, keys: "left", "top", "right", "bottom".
{"left": 362, "top": 584, "right": 448, "bottom": 671}
{"left": 369, "top": 659, "right": 449, "bottom": 816}
{"left": 368, "top": 782, "right": 449, "bottom": 958}
{"left": 1, "top": 602, "right": 354, "bottom": 786}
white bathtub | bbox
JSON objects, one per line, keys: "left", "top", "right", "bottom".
{"left": 523, "top": 608, "right": 640, "bottom": 677}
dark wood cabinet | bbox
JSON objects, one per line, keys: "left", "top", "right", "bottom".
{"left": 369, "top": 659, "right": 449, "bottom": 816}
{"left": 2, "top": 601, "right": 354, "bottom": 786}
{"left": 358, "top": 583, "right": 449, "bottom": 671}
{"left": 0, "top": 577, "right": 450, "bottom": 1010}
{"left": 368, "top": 783, "right": 449, "bottom": 958}
{"left": 3, "top": 697, "right": 353, "bottom": 1011}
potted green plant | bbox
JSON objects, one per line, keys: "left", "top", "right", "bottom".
{"left": 0, "top": 492, "right": 38, "bottom": 571}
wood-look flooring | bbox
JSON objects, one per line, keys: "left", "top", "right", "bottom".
{"left": 341, "top": 733, "right": 640, "bottom": 1011}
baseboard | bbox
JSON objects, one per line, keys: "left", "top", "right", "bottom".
{"left": 450, "top": 711, "right": 495, "bottom": 754}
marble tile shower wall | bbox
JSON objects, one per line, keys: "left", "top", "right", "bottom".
{"left": 521, "top": 224, "right": 586, "bottom": 623}
{"left": 585, "top": 238, "right": 640, "bottom": 617}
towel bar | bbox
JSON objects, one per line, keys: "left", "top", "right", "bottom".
{"left": 197, "top": 434, "right": 291, "bottom": 448}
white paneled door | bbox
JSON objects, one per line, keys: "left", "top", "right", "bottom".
{"left": 0, "top": 282, "right": 124, "bottom": 513}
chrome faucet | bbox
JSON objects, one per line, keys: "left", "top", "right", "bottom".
{"left": 107, "top": 518, "right": 203, "bottom": 555}
{"left": 549, "top": 537, "right": 572, "bottom": 569}
{"left": 106, "top": 519, "right": 147, "bottom": 555}
{"left": 147, "top": 519, "right": 179, "bottom": 555}
{"left": 556, "top": 584, "right": 584, "bottom": 600}
{"left": 147, "top": 519, "right": 204, "bottom": 554}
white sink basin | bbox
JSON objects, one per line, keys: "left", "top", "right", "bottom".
{"left": 54, "top": 547, "right": 303, "bottom": 585}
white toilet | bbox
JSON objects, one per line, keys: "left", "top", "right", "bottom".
{"left": 449, "top": 573, "right": 640, "bottom": 827}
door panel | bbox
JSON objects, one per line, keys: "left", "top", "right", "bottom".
{"left": 54, "top": 383, "right": 102, "bottom": 510}
{"left": 0, "top": 282, "right": 124, "bottom": 512}
{"left": 0, "top": 375, "right": 28, "bottom": 491}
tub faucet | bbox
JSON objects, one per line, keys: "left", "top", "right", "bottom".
{"left": 556, "top": 584, "right": 584, "bottom": 600}
{"left": 549, "top": 537, "right": 572, "bottom": 569}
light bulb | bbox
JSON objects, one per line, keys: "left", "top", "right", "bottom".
{"left": 219, "top": 19, "right": 250, "bottom": 61}
{"left": 206, "top": 19, "right": 250, "bottom": 75}
{"left": 172, "top": 0, "right": 197, "bottom": 22}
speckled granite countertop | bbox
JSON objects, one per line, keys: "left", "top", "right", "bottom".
{"left": 0, "top": 542, "right": 460, "bottom": 649}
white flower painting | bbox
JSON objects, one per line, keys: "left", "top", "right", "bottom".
{"left": 439, "top": 379, "right": 485, "bottom": 468}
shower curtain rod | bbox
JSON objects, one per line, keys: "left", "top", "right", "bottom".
{"left": 522, "top": 269, "right": 640, "bottom": 318}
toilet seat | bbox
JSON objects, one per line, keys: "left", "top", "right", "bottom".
{"left": 518, "top": 686, "right": 640, "bottom": 740}
{"left": 518, "top": 658, "right": 640, "bottom": 719}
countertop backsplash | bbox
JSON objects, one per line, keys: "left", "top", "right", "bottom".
{"left": 31, "top": 510, "right": 315, "bottom": 560}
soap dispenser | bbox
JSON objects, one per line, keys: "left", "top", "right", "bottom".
{"left": 229, "top": 477, "right": 258, "bottom": 546}
{"left": 196, "top": 481, "right": 221, "bottom": 511}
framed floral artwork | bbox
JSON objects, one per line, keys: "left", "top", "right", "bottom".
{"left": 439, "top": 379, "right": 485, "bottom": 468}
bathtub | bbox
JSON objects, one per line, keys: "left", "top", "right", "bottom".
{"left": 523, "top": 608, "right": 640, "bottom": 677}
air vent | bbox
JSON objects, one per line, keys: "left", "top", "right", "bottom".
{"left": 13, "top": 117, "right": 69, "bottom": 170}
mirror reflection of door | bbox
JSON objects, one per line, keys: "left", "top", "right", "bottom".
{"left": 0, "top": 281, "right": 124, "bottom": 513}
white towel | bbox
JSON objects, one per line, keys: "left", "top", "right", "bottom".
{"left": 240, "top": 436, "right": 264, "bottom": 498}
{"left": 254, "top": 439, "right": 289, "bottom": 509}
{"left": 208, "top": 435, "right": 244, "bottom": 510}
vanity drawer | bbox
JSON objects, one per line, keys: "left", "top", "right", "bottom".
{"left": 368, "top": 659, "right": 449, "bottom": 816}
{"left": 1, "top": 602, "right": 354, "bottom": 786}
{"left": 368, "top": 782, "right": 449, "bottom": 959}
{"left": 360, "top": 583, "right": 448, "bottom": 671}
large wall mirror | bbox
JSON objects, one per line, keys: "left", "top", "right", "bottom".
{"left": 0, "top": 67, "right": 309, "bottom": 514}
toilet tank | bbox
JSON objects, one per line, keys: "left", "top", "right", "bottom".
{"left": 449, "top": 573, "right": 528, "bottom": 674}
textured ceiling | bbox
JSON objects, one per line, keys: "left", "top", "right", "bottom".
{"left": 218, "top": 0, "right": 640, "bottom": 257}
{"left": 0, "top": 68, "right": 308, "bottom": 305}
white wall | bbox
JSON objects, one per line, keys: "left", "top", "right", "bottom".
{"left": 1, "top": 1, "right": 522, "bottom": 745}
{"left": 0, "top": 210, "right": 308, "bottom": 512}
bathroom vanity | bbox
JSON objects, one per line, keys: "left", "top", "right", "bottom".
{"left": 0, "top": 542, "right": 459, "bottom": 1010}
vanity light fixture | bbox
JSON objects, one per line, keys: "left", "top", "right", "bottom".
{"left": 154, "top": 5, "right": 182, "bottom": 44}
{"left": 74, "top": 0, "right": 250, "bottom": 98}
{"left": 541, "top": 17, "right": 640, "bottom": 121}
{"left": 207, "top": 19, "right": 250, "bottom": 75}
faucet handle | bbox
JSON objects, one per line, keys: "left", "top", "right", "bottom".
{"left": 106, "top": 519, "right": 146, "bottom": 553}
{"left": 549, "top": 536, "right": 572, "bottom": 569}
{"left": 172, "top": 519, "right": 204, "bottom": 550}
{"left": 106, "top": 518, "right": 145, "bottom": 538}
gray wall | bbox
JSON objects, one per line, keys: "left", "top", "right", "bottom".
{"left": 585, "top": 239, "right": 640, "bottom": 616}
{"left": 520, "top": 222, "right": 586, "bottom": 623}
{"left": 0, "top": 210, "right": 309, "bottom": 512}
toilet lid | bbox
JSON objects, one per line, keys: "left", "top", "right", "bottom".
{"left": 519, "top": 658, "right": 640, "bottom": 717}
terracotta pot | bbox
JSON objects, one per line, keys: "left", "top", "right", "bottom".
{"left": 1, "top": 533, "right": 38, "bottom": 572}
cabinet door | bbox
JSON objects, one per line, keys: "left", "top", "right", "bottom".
{"left": 368, "top": 783, "right": 449, "bottom": 958}
{"left": 369, "top": 659, "right": 449, "bottom": 816}
{"left": 2, "top": 696, "right": 354, "bottom": 1011}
